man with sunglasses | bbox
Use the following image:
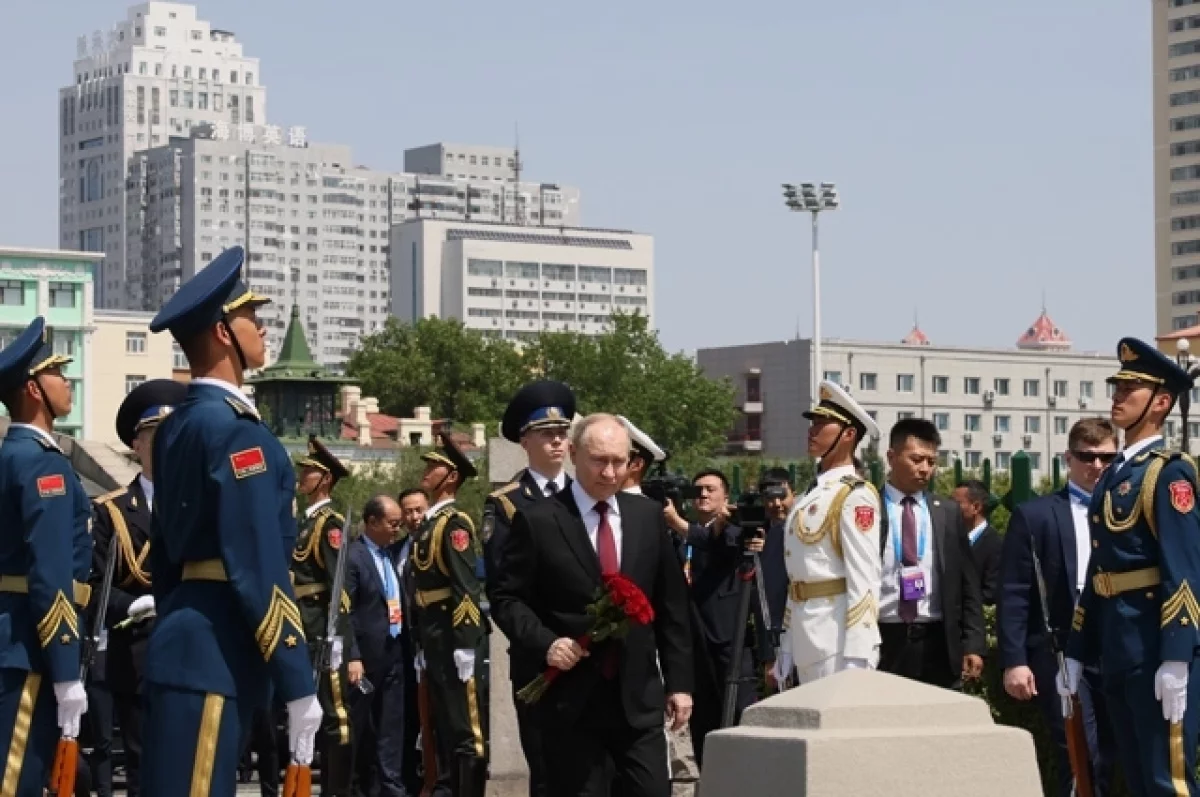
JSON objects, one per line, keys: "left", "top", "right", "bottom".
{"left": 998, "top": 418, "right": 1118, "bottom": 796}
{"left": 141, "top": 247, "right": 322, "bottom": 794}
{"left": 1058, "top": 338, "right": 1200, "bottom": 797}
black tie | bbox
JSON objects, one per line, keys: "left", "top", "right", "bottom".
{"left": 545, "top": 481, "right": 559, "bottom": 497}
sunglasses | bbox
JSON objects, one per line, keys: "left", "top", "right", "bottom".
{"left": 1069, "top": 450, "right": 1118, "bottom": 464}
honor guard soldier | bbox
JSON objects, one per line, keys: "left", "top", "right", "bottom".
{"left": 140, "top": 247, "right": 322, "bottom": 794}
{"left": 1060, "top": 338, "right": 1200, "bottom": 797}
{"left": 773, "top": 380, "right": 883, "bottom": 686}
{"left": 90, "top": 378, "right": 187, "bottom": 797}
{"left": 482, "top": 380, "right": 574, "bottom": 797}
{"left": 0, "top": 316, "right": 92, "bottom": 795}
{"left": 292, "top": 435, "right": 354, "bottom": 796}
{"left": 413, "top": 431, "right": 488, "bottom": 797}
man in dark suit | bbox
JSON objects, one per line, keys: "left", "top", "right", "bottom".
{"left": 999, "top": 418, "right": 1118, "bottom": 796}
{"left": 878, "top": 419, "right": 985, "bottom": 688}
{"left": 757, "top": 468, "right": 795, "bottom": 690}
{"left": 483, "top": 380, "right": 575, "bottom": 797}
{"left": 347, "top": 493, "right": 413, "bottom": 797}
{"left": 492, "top": 413, "right": 694, "bottom": 797}
{"left": 953, "top": 479, "right": 1002, "bottom": 606}
{"left": 89, "top": 378, "right": 187, "bottom": 797}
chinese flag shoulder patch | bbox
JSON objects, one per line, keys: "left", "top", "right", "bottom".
{"left": 327, "top": 527, "right": 342, "bottom": 549}
{"left": 36, "top": 474, "right": 66, "bottom": 498}
{"left": 854, "top": 505, "right": 875, "bottom": 532}
{"left": 450, "top": 528, "right": 471, "bottom": 552}
{"left": 1170, "top": 479, "right": 1195, "bottom": 514}
{"left": 230, "top": 447, "right": 267, "bottom": 479}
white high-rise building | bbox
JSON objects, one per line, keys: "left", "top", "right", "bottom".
{"left": 59, "top": 2, "right": 266, "bottom": 309}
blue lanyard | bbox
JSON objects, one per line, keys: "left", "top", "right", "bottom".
{"left": 1067, "top": 483, "right": 1091, "bottom": 505}
{"left": 886, "top": 495, "right": 928, "bottom": 562}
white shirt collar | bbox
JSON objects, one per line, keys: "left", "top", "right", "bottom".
{"left": 192, "top": 377, "right": 258, "bottom": 416}
{"left": 425, "top": 497, "right": 455, "bottom": 519}
{"left": 622, "top": 485, "right": 643, "bottom": 495}
{"left": 1121, "top": 434, "right": 1163, "bottom": 463}
{"left": 10, "top": 422, "right": 59, "bottom": 450}
{"left": 528, "top": 468, "right": 565, "bottom": 495}
{"left": 305, "top": 497, "right": 332, "bottom": 518}
{"left": 572, "top": 480, "right": 620, "bottom": 516}
{"left": 884, "top": 482, "right": 925, "bottom": 505}
{"left": 138, "top": 474, "right": 154, "bottom": 508}
{"left": 817, "top": 464, "right": 856, "bottom": 486}
{"left": 968, "top": 520, "right": 987, "bottom": 543}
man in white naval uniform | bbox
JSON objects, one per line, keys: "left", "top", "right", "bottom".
{"left": 773, "top": 380, "right": 883, "bottom": 685}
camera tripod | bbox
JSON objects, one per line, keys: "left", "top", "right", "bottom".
{"left": 719, "top": 544, "right": 777, "bottom": 729}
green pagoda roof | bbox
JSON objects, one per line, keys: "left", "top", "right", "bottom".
{"left": 249, "top": 304, "right": 355, "bottom": 384}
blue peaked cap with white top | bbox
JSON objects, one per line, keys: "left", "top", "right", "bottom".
{"left": 149, "top": 247, "right": 270, "bottom": 341}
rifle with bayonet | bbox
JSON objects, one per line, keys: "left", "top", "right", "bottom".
{"left": 50, "top": 526, "right": 119, "bottom": 796}
{"left": 1031, "top": 540, "right": 1094, "bottom": 797}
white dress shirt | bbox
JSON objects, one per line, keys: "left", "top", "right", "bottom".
{"left": 192, "top": 376, "right": 257, "bottom": 414}
{"left": 138, "top": 474, "right": 155, "bottom": 512}
{"left": 571, "top": 481, "right": 622, "bottom": 568}
{"left": 967, "top": 520, "right": 987, "bottom": 546}
{"left": 879, "top": 484, "right": 942, "bottom": 623}
{"left": 1067, "top": 482, "right": 1092, "bottom": 596}
{"left": 528, "top": 468, "right": 566, "bottom": 497}
{"left": 362, "top": 533, "right": 402, "bottom": 633}
{"left": 305, "top": 497, "right": 331, "bottom": 519}
{"left": 425, "top": 498, "right": 455, "bottom": 520}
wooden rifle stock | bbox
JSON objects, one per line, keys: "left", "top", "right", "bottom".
{"left": 1064, "top": 694, "right": 1094, "bottom": 797}
{"left": 48, "top": 737, "right": 77, "bottom": 796}
{"left": 283, "top": 761, "right": 312, "bottom": 797}
{"left": 418, "top": 674, "right": 439, "bottom": 796}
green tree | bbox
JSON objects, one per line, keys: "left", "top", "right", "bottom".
{"left": 344, "top": 317, "right": 527, "bottom": 424}
{"left": 521, "top": 313, "right": 737, "bottom": 465}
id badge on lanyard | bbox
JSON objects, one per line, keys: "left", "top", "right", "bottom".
{"left": 888, "top": 497, "right": 928, "bottom": 601}
{"left": 388, "top": 598, "right": 403, "bottom": 626}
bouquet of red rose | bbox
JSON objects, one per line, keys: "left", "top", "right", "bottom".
{"left": 516, "top": 573, "right": 655, "bottom": 704}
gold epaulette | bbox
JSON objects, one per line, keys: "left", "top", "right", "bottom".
{"left": 93, "top": 486, "right": 128, "bottom": 505}
{"left": 489, "top": 482, "right": 521, "bottom": 499}
{"left": 488, "top": 484, "right": 519, "bottom": 521}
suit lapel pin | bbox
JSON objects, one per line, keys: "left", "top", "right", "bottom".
{"left": 1117, "top": 482, "right": 1131, "bottom": 496}
{"left": 130, "top": 497, "right": 138, "bottom": 509}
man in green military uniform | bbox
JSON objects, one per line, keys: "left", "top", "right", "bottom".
{"left": 292, "top": 435, "right": 354, "bottom": 796}
{"left": 412, "top": 431, "right": 488, "bottom": 797}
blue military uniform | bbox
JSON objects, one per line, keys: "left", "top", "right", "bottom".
{"left": 141, "top": 248, "right": 315, "bottom": 795}
{"left": 0, "top": 316, "right": 92, "bottom": 796}
{"left": 1067, "top": 337, "right": 1200, "bottom": 797}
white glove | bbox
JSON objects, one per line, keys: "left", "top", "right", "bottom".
{"left": 772, "top": 650, "right": 793, "bottom": 686}
{"left": 414, "top": 649, "right": 426, "bottom": 674}
{"left": 330, "top": 637, "right": 343, "bottom": 671}
{"left": 841, "top": 657, "right": 869, "bottom": 671}
{"left": 127, "top": 595, "right": 156, "bottom": 621}
{"left": 1156, "top": 661, "right": 1190, "bottom": 724}
{"left": 53, "top": 680, "right": 87, "bottom": 739}
{"left": 453, "top": 649, "right": 476, "bottom": 683}
{"left": 1056, "top": 657, "right": 1083, "bottom": 718}
{"left": 285, "top": 695, "right": 322, "bottom": 766}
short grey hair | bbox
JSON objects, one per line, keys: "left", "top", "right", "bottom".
{"left": 570, "top": 412, "right": 629, "bottom": 451}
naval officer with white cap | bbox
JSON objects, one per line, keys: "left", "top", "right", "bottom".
{"left": 773, "top": 380, "right": 883, "bottom": 686}
{"left": 617, "top": 415, "right": 667, "bottom": 495}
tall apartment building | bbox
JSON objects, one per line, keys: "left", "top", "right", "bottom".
{"left": 59, "top": 2, "right": 266, "bottom": 309}
{"left": 126, "top": 126, "right": 583, "bottom": 366}
{"left": 697, "top": 312, "right": 1136, "bottom": 476}
{"left": 391, "top": 219, "right": 653, "bottom": 342}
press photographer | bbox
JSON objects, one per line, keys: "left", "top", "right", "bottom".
{"left": 759, "top": 466, "right": 797, "bottom": 677}
{"left": 663, "top": 471, "right": 771, "bottom": 763}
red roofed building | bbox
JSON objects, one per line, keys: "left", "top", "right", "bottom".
{"left": 1016, "top": 310, "right": 1071, "bottom": 351}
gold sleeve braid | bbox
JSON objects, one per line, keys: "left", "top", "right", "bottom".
{"left": 37, "top": 591, "right": 79, "bottom": 648}
{"left": 103, "top": 500, "right": 150, "bottom": 588}
{"left": 845, "top": 593, "right": 878, "bottom": 629}
{"left": 1163, "top": 580, "right": 1200, "bottom": 629}
{"left": 255, "top": 586, "right": 305, "bottom": 660}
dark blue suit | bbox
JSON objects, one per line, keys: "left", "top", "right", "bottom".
{"left": 998, "top": 488, "right": 1114, "bottom": 796}
{"left": 1067, "top": 441, "right": 1200, "bottom": 797}
{"left": 142, "top": 381, "right": 315, "bottom": 795}
{"left": 0, "top": 424, "right": 92, "bottom": 796}
{"left": 346, "top": 536, "right": 411, "bottom": 797}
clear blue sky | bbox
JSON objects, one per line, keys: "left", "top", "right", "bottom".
{"left": 0, "top": 1, "right": 1152, "bottom": 355}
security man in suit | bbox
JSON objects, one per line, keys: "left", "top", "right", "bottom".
{"left": 413, "top": 431, "right": 488, "bottom": 797}
{"left": 482, "top": 380, "right": 574, "bottom": 797}
{"left": 89, "top": 378, "right": 187, "bottom": 797}
{"left": 1059, "top": 337, "right": 1200, "bottom": 797}
{"left": 0, "top": 316, "right": 92, "bottom": 795}
{"left": 774, "top": 380, "right": 883, "bottom": 685}
{"left": 292, "top": 435, "right": 354, "bottom": 796}
{"left": 141, "top": 246, "right": 322, "bottom": 794}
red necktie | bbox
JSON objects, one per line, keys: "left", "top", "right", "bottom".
{"left": 595, "top": 502, "right": 619, "bottom": 575}
{"left": 899, "top": 496, "right": 919, "bottom": 623}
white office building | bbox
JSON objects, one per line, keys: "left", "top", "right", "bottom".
{"left": 697, "top": 311, "right": 1140, "bottom": 476}
{"left": 59, "top": 2, "right": 266, "bottom": 309}
{"left": 391, "top": 219, "right": 654, "bottom": 342}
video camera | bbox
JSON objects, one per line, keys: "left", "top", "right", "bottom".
{"left": 729, "top": 484, "right": 787, "bottom": 540}
{"left": 642, "top": 472, "right": 701, "bottom": 506}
